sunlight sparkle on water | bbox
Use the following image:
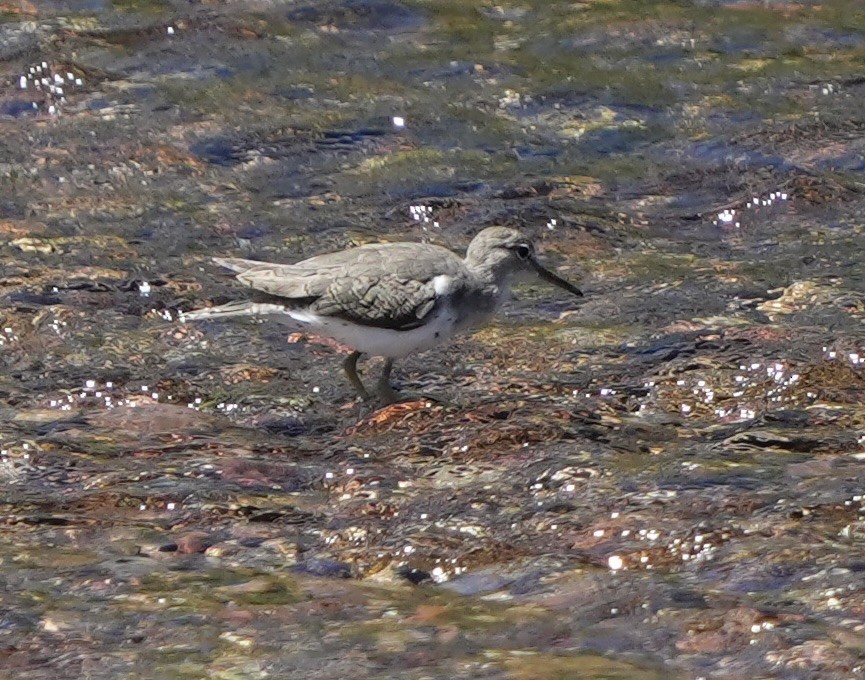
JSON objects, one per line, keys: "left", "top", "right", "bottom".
{"left": 712, "top": 190, "right": 788, "bottom": 228}
{"left": 0, "top": 327, "right": 18, "bottom": 346}
{"left": 16, "top": 61, "right": 87, "bottom": 116}
{"left": 409, "top": 205, "right": 436, "bottom": 229}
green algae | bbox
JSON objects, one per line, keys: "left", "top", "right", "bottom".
{"left": 111, "top": 0, "right": 173, "bottom": 14}
{"left": 348, "top": 147, "right": 519, "bottom": 185}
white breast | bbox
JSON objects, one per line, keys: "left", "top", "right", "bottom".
{"left": 286, "top": 307, "right": 461, "bottom": 358}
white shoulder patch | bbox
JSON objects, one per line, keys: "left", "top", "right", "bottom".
{"left": 432, "top": 274, "right": 453, "bottom": 296}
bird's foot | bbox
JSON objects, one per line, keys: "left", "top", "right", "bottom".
{"left": 374, "top": 381, "right": 407, "bottom": 405}
{"left": 344, "top": 355, "right": 442, "bottom": 406}
{"left": 373, "top": 381, "right": 445, "bottom": 406}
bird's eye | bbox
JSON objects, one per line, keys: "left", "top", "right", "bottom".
{"left": 514, "top": 244, "right": 531, "bottom": 260}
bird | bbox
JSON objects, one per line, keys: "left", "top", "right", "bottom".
{"left": 182, "top": 226, "right": 582, "bottom": 403}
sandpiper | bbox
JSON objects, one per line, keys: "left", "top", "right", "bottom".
{"left": 182, "top": 227, "right": 582, "bottom": 403}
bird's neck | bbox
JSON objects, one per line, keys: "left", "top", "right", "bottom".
{"left": 465, "top": 262, "right": 513, "bottom": 311}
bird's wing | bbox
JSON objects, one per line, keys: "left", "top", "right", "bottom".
{"left": 310, "top": 273, "right": 439, "bottom": 330}
{"left": 213, "top": 257, "right": 323, "bottom": 299}
{"left": 215, "top": 243, "right": 463, "bottom": 330}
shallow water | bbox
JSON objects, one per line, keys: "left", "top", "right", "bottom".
{"left": 2, "top": 1, "right": 865, "bottom": 678}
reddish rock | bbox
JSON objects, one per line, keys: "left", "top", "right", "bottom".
{"left": 175, "top": 531, "right": 213, "bottom": 554}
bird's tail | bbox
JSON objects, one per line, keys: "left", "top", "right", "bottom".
{"left": 213, "top": 257, "right": 263, "bottom": 274}
{"left": 181, "top": 301, "right": 288, "bottom": 322}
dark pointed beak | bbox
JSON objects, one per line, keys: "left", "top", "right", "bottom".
{"left": 528, "top": 257, "right": 583, "bottom": 297}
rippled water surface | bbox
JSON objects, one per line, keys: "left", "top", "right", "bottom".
{"left": 3, "top": 1, "right": 865, "bottom": 678}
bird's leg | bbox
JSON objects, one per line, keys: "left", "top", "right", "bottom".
{"left": 342, "top": 351, "right": 372, "bottom": 401}
{"left": 374, "top": 358, "right": 402, "bottom": 404}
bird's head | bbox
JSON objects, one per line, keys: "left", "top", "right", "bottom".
{"left": 465, "top": 227, "right": 582, "bottom": 297}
